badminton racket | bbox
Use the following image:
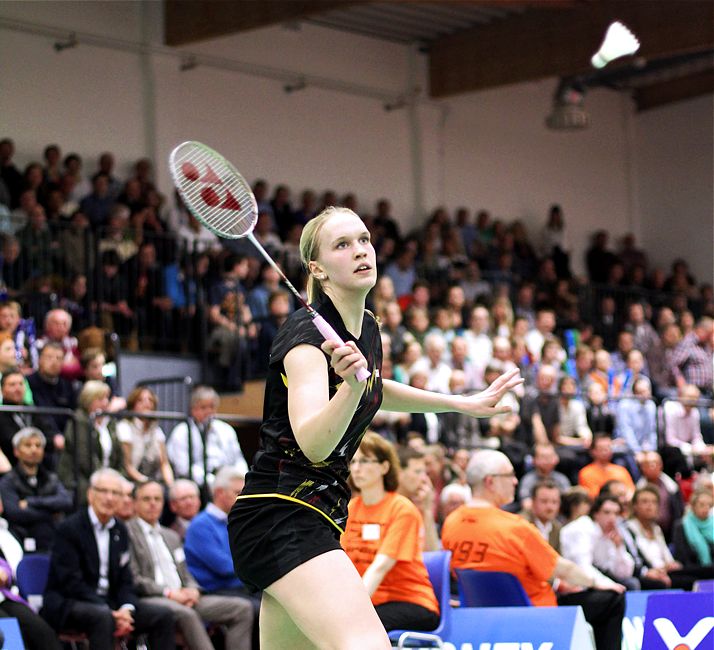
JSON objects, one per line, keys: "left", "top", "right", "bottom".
{"left": 169, "top": 141, "right": 370, "bottom": 382}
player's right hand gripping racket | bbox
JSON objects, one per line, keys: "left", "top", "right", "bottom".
{"left": 169, "top": 141, "right": 370, "bottom": 382}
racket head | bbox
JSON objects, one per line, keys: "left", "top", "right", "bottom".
{"left": 169, "top": 141, "right": 258, "bottom": 239}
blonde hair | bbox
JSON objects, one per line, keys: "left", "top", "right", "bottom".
{"left": 78, "top": 380, "right": 111, "bottom": 411}
{"left": 300, "top": 206, "right": 359, "bottom": 303}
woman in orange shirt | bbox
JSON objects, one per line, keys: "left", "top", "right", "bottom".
{"left": 342, "top": 432, "right": 440, "bottom": 632}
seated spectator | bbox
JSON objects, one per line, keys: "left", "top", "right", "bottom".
{"left": 518, "top": 443, "right": 571, "bottom": 512}
{"left": 556, "top": 375, "right": 593, "bottom": 449}
{"left": 342, "top": 433, "right": 440, "bottom": 632}
{"left": 37, "top": 308, "right": 82, "bottom": 381}
{"left": 116, "top": 387, "right": 173, "bottom": 486}
{"left": 185, "top": 467, "right": 260, "bottom": 616}
{"left": 441, "top": 450, "right": 625, "bottom": 650}
{"left": 115, "top": 477, "right": 136, "bottom": 522}
{"left": 60, "top": 273, "right": 91, "bottom": 333}
{"left": 58, "top": 380, "right": 124, "bottom": 502}
{"left": 624, "top": 302, "right": 659, "bottom": 357}
{"left": 438, "top": 482, "right": 471, "bottom": 527}
{"left": 585, "top": 383, "right": 615, "bottom": 438}
{"left": 397, "top": 447, "right": 439, "bottom": 552}
{"left": 0, "top": 301, "right": 38, "bottom": 371}
{"left": 625, "top": 485, "right": 712, "bottom": 589}
{"left": 521, "top": 480, "right": 563, "bottom": 552}
{"left": 167, "top": 385, "right": 248, "bottom": 489}
{"left": 610, "top": 331, "right": 635, "bottom": 377}
{"left": 79, "top": 172, "right": 114, "bottom": 229}
{"left": 0, "top": 369, "right": 53, "bottom": 472}
{"left": 0, "top": 333, "right": 32, "bottom": 403}
{"left": 525, "top": 308, "right": 557, "bottom": 363}
{"left": 672, "top": 488, "right": 714, "bottom": 570}
{"left": 579, "top": 434, "right": 635, "bottom": 501}
{"left": 0, "top": 427, "right": 73, "bottom": 552}
{"left": 40, "top": 468, "right": 175, "bottom": 650}
{"left": 17, "top": 204, "right": 57, "bottom": 279}
{"left": 96, "top": 250, "right": 134, "bottom": 338}
{"left": 409, "top": 333, "right": 452, "bottom": 395}
{"left": 662, "top": 384, "right": 712, "bottom": 474}
{"left": 27, "top": 341, "right": 76, "bottom": 441}
{"left": 520, "top": 365, "right": 559, "bottom": 449}
{"left": 128, "top": 481, "right": 254, "bottom": 650}
{"left": 590, "top": 495, "right": 638, "bottom": 590}
{"left": 0, "top": 505, "right": 61, "bottom": 650}
{"left": 611, "top": 349, "right": 648, "bottom": 398}
{"left": 208, "top": 254, "right": 254, "bottom": 390}
{"left": 97, "top": 205, "right": 138, "bottom": 264}
{"left": 669, "top": 317, "right": 713, "bottom": 398}
{"left": 58, "top": 211, "right": 93, "bottom": 279}
{"left": 168, "top": 479, "right": 201, "bottom": 541}
{"left": 615, "top": 378, "right": 658, "bottom": 466}
{"left": 254, "top": 290, "right": 291, "bottom": 378}
{"left": 79, "top": 347, "right": 122, "bottom": 404}
{"left": 636, "top": 451, "right": 684, "bottom": 542}
{"left": 462, "top": 305, "right": 492, "bottom": 373}
{"left": 560, "top": 488, "right": 639, "bottom": 589}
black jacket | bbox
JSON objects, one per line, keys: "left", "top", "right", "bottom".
{"left": 0, "top": 464, "right": 73, "bottom": 551}
{"left": 41, "top": 508, "right": 137, "bottom": 630}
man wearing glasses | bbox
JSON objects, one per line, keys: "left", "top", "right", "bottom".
{"left": 441, "top": 450, "right": 625, "bottom": 650}
{"left": 41, "top": 468, "right": 175, "bottom": 650}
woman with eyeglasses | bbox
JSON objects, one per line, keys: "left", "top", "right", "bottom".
{"left": 341, "top": 432, "right": 440, "bottom": 632}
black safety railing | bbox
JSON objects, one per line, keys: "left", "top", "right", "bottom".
{"left": 135, "top": 376, "right": 194, "bottom": 430}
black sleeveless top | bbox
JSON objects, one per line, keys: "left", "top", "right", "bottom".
{"left": 238, "top": 295, "right": 383, "bottom": 532}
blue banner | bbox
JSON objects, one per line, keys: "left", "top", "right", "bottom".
{"left": 642, "top": 592, "right": 714, "bottom": 650}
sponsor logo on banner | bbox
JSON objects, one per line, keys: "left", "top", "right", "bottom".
{"left": 653, "top": 617, "right": 714, "bottom": 650}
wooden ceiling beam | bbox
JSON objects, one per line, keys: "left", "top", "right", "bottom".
{"left": 165, "top": 0, "right": 361, "bottom": 46}
{"left": 429, "top": 1, "right": 714, "bottom": 97}
{"left": 634, "top": 68, "right": 714, "bottom": 111}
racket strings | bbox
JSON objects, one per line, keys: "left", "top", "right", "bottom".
{"left": 174, "top": 146, "right": 256, "bottom": 238}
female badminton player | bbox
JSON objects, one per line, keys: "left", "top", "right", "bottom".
{"left": 228, "top": 206, "right": 523, "bottom": 649}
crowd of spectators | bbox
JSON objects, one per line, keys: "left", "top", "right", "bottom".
{"left": 0, "top": 137, "right": 712, "bottom": 647}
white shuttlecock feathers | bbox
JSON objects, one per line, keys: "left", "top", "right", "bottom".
{"left": 591, "top": 21, "right": 640, "bottom": 69}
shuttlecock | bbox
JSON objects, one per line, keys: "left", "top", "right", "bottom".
{"left": 591, "top": 21, "right": 640, "bottom": 69}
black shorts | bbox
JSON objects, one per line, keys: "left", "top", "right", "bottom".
{"left": 227, "top": 496, "right": 343, "bottom": 592}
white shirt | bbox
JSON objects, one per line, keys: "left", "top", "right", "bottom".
{"left": 167, "top": 418, "right": 248, "bottom": 485}
{"left": 560, "top": 515, "right": 610, "bottom": 583}
{"left": 88, "top": 506, "right": 115, "bottom": 596}
{"left": 206, "top": 502, "right": 227, "bottom": 522}
{"left": 95, "top": 419, "right": 113, "bottom": 468}
{"left": 592, "top": 523, "right": 635, "bottom": 580}
{"left": 533, "top": 517, "right": 554, "bottom": 541}
{"left": 116, "top": 419, "right": 166, "bottom": 470}
{"left": 409, "top": 357, "right": 452, "bottom": 395}
{"left": 136, "top": 518, "right": 182, "bottom": 591}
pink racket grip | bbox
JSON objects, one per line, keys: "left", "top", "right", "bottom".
{"left": 312, "top": 314, "right": 370, "bottom": 382}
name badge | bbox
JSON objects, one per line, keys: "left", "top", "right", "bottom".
{"left": 362, "top": 524, "right": 380, "bottom": 541}
{"left": 23, "top": 538, "right": 36, "bottom": 552}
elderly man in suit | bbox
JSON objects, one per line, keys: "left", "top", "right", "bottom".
{"left": 40, "top": 468, "right": 175, "bottom": 650}
{"left": 127, "top": 480, "right": 253, "bottom": 650}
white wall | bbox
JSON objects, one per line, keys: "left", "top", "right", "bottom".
{"left": 636, "top": 95, "right": 714, "bottom": 283}
{"left": 1, "top": 1, "right": 710, "bottom": 281}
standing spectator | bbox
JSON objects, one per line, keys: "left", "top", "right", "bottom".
{"left": 17, "top": 204, "right": 57, "bottom": 278}
{"left": 270, "top": 184, "right": 293, "bottom": 240}
{"left": 37, "top": 308, "right": 82, "bottom": 381}
{"left": 539, "top": 204, "right": 570, "bottom": 278}
{"left": 116, "top": 387, "right": 173, "bottom": 486}
{"left": 166, "top": 385, "right": 248, "bottom": 489}
{"left": 168, "top": 479, "right": 201, "bottom": 541}
{"left": 579, "top": 435, "right": 635, "bottom": 501}
{"left": 585, "top": 231, "right": 617, "bottom": 284}
{"left": 669, "top": 317, "right": 713, "bottom": 397}
{"left": 127, "top": 481, "right": 254, "bottom": 650}
{"left": 62, "top": 153, "right": 92, "bottom": 202}
{"left": 0, "top": 427, "right": 73, "bottom": 552}
{"left": 58, "top": 381, "right": 124, "bottom": 502}
{"left": 96, "top": 152, "right": 122, "bottom": 200}
{"left": 40, "top": 468, "right": 175, "bottom": 650}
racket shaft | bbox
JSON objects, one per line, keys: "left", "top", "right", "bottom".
{"left": 246, "top": 234, "right": 369, "bottom": 383}
{"left": 312, "top": 314, "right": 370, "bottom": 382}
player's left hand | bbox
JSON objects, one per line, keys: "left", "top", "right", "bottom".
{"left": 458, "top": 367, "right": 524, "bottom": 418}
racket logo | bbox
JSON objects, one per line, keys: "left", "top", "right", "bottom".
{"left": 180, "top": 161, "right": 242, "bottom": 212}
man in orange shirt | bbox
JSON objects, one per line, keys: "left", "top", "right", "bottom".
{"left": 578, "top": 434, "right": 635, "bottom": 500}
{"left": 442, "top": 449, "right": 625, "bottom": 650}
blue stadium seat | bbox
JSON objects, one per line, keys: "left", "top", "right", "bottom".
{"left": 389, "top": 550, "right": 452, "bottom": 648}
{"left": 15, "top": 553, "right": 50, "bottom": 602}
{"left": 455, "top": 569, "right": 532, "bottom": 607}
